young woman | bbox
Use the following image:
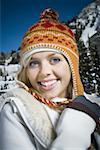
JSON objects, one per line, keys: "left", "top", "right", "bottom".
{"left": 0, "top": 8, "right": 99, "bottom": 150}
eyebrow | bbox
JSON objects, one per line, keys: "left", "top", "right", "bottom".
{"left": 31, "top": 52, "right": 60, "bottom": 59}
{"left": 48, "top": 53, "right": 59, "bottom": 58}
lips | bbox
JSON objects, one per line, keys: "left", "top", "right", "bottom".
{"left": 38, "top": 79, "right": 58, "bottom": 91}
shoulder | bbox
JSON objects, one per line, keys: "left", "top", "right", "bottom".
{"left": 0, "top": 88, "right": 26, "bottom": 113}
{"left": 0, "top": 88, "right": 28, "bottom": 127}
{"left": 0, "top": 87, "right": 28, "bottom": 103}
{"left": 0, "top": 90, "right": 20, "bottom": 113}
{"left": 0, "top": 91, "right": 13, "bottom": 112}
{"left": 0, "top": 93, "right": 23, "bottom": 127}
{"left": 0, "top": 100, "right": 18, "bottom": 118}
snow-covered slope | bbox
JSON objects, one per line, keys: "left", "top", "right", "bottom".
{"left": 79, "top": 2, "right": 100, "bottom": 46}
{"left": 69, "top": 1, "right": 100, "bottom": 47}
{"left": 0, "top": 64, "right": 20, "bottom": 93}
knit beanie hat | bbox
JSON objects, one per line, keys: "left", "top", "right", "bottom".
{"left": 20, "top": 8, "right": 84, "bottom": 97}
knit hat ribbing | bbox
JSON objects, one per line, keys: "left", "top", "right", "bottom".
{"left": 20, "top": 8, "right": 84, "bottom": 97}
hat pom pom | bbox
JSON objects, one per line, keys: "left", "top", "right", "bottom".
{"left": 40, "top": 8, "right": 59, "bottom": 22}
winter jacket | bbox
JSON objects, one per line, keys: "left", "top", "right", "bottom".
{"left": 0, "top": 87, "right": 100, "bottom": 150}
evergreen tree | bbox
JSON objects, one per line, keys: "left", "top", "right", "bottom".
{"left": 88, "top": 39, "right": 100, "bottom": 95}
{"left": 78, "top": 37, "right": 100, "bottom": 95}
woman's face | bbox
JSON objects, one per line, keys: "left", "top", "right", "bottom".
{"left": 26, "top": 51, "right": 71, "bottom": 99}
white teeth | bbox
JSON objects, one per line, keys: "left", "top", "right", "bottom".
{"left": 40, "top": 80, "right": 56, "bottom": 87}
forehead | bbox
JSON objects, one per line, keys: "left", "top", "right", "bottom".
{"left": 30, "top": 51, "right": 62, "bottom": 59}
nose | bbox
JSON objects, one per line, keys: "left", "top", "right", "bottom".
{"left": 39, "top": 61, "right": 52, "bottom": 78}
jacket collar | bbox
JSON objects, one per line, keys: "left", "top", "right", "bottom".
{"left": 10, "top": 87, "right": 56, "bottom": 148}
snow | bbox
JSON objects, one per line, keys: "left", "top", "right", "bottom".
{"left": 76, "top": 2, "right": 100, "bottom": 47}
{"left": 0, "top": 64, "right": 20, "bottom": 93}
{"left": 5, "top": 57, "right": 12, "bottom": 65}
{"left": 80, "top": 25, "right": 97, "bottom": 47}
{"left": 80, "top": 12, "right": 99, "bottom": 47}
{"left": 77, "top": 18, "right": 86, "bottom": 26}
{"left": 4, "top": 64, "right": 20, "bottom": 74}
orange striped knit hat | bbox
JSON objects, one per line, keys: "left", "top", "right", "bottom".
{"left": 20, "top": 8, "right": 84, "bottom": 97}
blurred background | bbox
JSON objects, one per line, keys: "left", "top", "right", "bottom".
{"left": 0, "top": 0, "right": 100, "bottom": 96}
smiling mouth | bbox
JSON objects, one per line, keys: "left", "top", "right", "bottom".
{"left": 38, "top": 79, "right": 59, "bottom": 91}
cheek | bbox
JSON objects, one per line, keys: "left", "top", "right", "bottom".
{"left": 26, "top": 69, "right": 38, "bottom": 83}
{"left": 60, "top": 65, "right": 71, "bottom": 82}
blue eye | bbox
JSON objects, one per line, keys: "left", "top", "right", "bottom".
{"left": 50, "top": 57, "right": 61, "bottom": 64}
{"left": 28, "top": 60, "right": 40, "bottom": 68}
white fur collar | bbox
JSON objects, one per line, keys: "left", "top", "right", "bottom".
{"left": 0, "top": 88, "right": 56, "bottom": 148}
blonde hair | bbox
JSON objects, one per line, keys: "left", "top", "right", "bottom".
{"left": 17, "top": 66, "right": 31, "bottom": 88}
